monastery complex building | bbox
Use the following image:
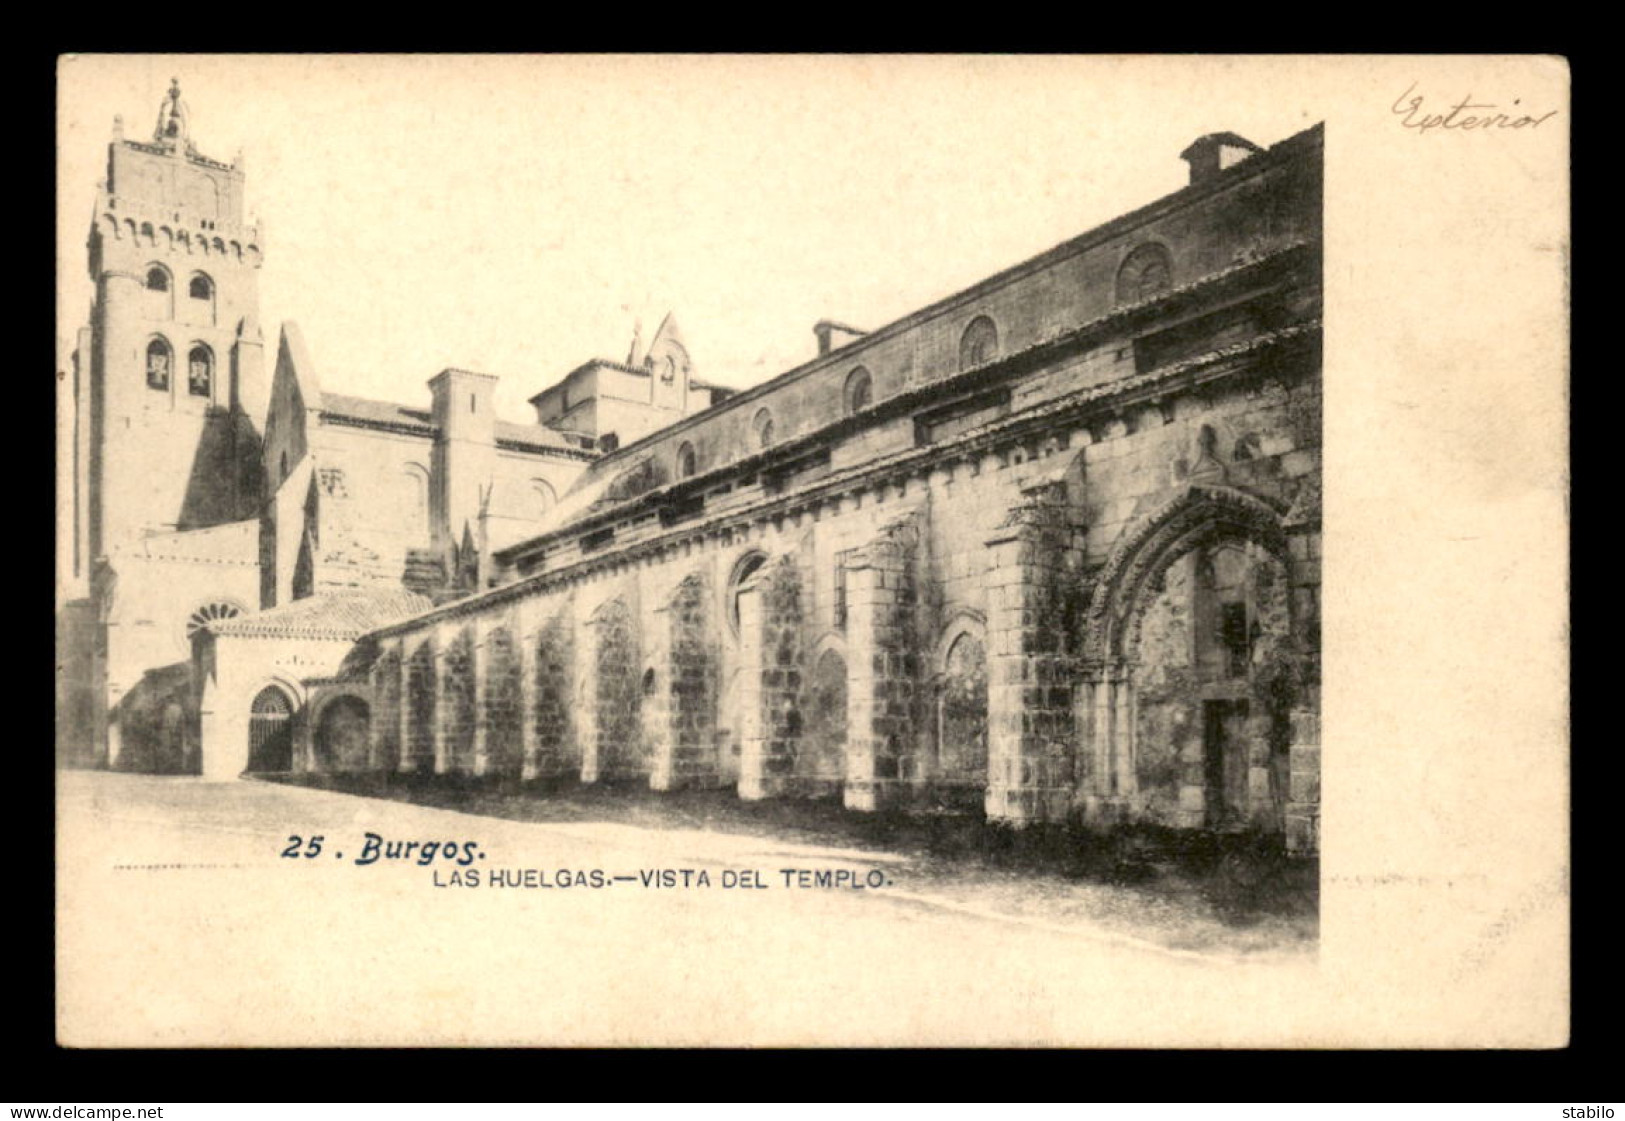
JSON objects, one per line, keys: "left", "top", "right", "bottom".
{"left": 57, "top": 83, "right": 1323, "bottom": 854}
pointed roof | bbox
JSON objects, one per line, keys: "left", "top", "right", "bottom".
{"left": 646, "top": 312, "right": 687, "bottom": 359}
{"left": 275, "top": 321, "right": 322, "bottom": 409}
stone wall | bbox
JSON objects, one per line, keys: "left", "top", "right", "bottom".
{"left": 403, "top": 640, "right": 436, "bottom": 771}
{"left": 354, "top": 341, "right": 1319, "bottom": 849}
{"left": 480, "top": 624, "right": 523, "bottom": 776}
{"left": 528, "top": 608, "right": 576, "bottom": 780}
{"left": 738, "top": 556, "right": 807, "bottom": 800}
{"left": 440, "top": 627, "right": 476, "bottom": 773}
{"left": 589, "top": 598, "right": 643, "bottom": 782}
{"left": 653, "top": 573, "right": 720, "bottom": 791}
{"left": 371, "top": 648, "right": 401, "bottom": 771}
{"left": 801, "top": 646, "right": 848, "bottom": 795}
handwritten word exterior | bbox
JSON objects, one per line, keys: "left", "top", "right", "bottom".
{"left": 1392, "top": 82, "right": 1558, "bottom": 133}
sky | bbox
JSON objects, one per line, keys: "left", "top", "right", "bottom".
{"left": 58, "top": 54, "right": 1319, "bottom": 423}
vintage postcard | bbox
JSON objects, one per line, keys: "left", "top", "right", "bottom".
{"left": 54, "top": 54, "right": 1568, "bottom": 1048}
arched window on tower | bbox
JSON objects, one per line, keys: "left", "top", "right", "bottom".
{"left": 845, "top": 366, "right": 873, "bottom": 415}
{"left": 145, "top": 265, "right": 175, "bottom": 319}
{"left": 187, "top": 344, "right": 213, "bottom": 398}
{"left": 188, "top": 272, "right": 217, "bottom": 327}
{"left": 958, "top": 315, "right": 999, "bottom": 371}
{"left": 753, "top": 408, "right": 775, "bottom": 450}
{"left": 676, "top": 441, "right": 698, "bottom": 479}
{"left": 145, "top": 338, "right": 172, "bottom": 391}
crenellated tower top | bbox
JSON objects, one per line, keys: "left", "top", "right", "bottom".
{"left": 89, "top": 78, "right": 262, "bottom": 283}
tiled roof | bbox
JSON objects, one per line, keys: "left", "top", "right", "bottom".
{"left": 317, "top": 391, "right": 585, "bottom": 453}
{"left": 209, "top": 588, "right": 432, "bottom": 641}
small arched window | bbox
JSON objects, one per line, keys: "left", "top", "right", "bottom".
{"left": 532, "top": 478, "right": 556, "bottom": 519}
{"left": 140, "top": 222, "right": 155, "bottom": 244}
{"left": 185, "top": 601, "right": 242, "bottom": 643}
{"left": 753, "top": 408, "right": 775, "bottom": 450}
{"left": 145, "top": 338, "right": 172, "bottom": 390}
{"left": 145, "top": 266, "right": 169, "bottom": 292}
{"left": 187, "top": 345, "right": 213, "bottom": 398}
{"left": 1116, "top": 243, "right": 1174, "bottom": 305}
{"left": 676, "top": 441, "right": 698, "bottom": 479}
{"left": 403, "top": 464, "right": 430, "bottom": 536}
{"left": 728, "top": 551, "right": 768, "bottom": 636}
{"left": 845, "top": 366, "right": 873, "bottom": 415}
{"left": 958, "top": 316, "right": 999, "bottom": 371}
{"left": 189, "top": 274, "right": 213, "bottom": 301}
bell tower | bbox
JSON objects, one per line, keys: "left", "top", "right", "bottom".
{"left": 84, "top": 78, "right": 268, "bottom": 558}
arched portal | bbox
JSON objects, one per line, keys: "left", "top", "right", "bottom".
{"left": 315, "top": 695, "right": 371, "bottom": 772}
{"left": 801, "top": 645, "right": 848, "bottom": 792}
{"left": 935, "top": 628, "right": 988, "bottom": 798}
{"left": 248, "top": 686, "right": 295, "bottom": 773}
{"left": 157, "top": 701, "right": 188, "bottom": 775}
{"left": 1081, "top": 484, "right": 1295, "bottom": 833}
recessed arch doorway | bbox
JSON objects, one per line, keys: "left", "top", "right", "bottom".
{"left": 314, "top": 694, "right": 371, "bottom": 772}
{"left": 247, "top": 685, "right": 295, "bottom": 773}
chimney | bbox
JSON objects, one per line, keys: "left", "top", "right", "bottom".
{"left": 814, "top": 320, "right": 868, "bottom": 357}
{"left": 1179, "top": 132, "right": 1264, "bottom": 186}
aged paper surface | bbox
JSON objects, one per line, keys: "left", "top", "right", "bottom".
{"left": 55, "top": 54, "right": 1568, "bottom": 1048}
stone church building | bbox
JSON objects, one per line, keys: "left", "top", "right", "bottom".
{"left": 57, "top": 83, "right": 1323, "bottom": 854}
